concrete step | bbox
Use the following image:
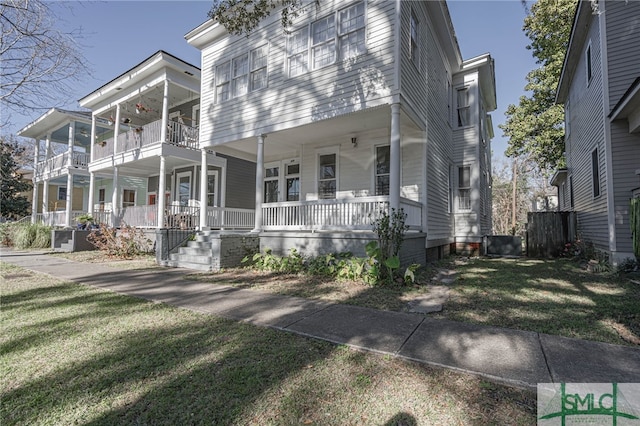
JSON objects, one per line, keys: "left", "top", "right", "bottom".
{"left": 166, "top": 259, "right": 213, "bottom": 272}
{"left": 179, "top": 246, "right": 213, "bottom": 256}
{"left": 188, "top": 240, "right": 214, "bottom": 249}
{"left": 170, "top": 252, "right": 215, "bottom": 264}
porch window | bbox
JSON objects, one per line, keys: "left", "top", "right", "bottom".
{"left": 288, "top": 27, "right": 309, "bottom": 77}
{"left": 250, "top": 45, "right": 268, "bottom": 91}
{"left": 264, "top": 165, "right": 279, "bottom": 203}
{"left": 177, "top": 173, "right": 191, "bottom": 206}
{"left": 122, "top": 189, "right": 135, "bottom": 208}
{"left": 458, "top": 166, "right": 471, "bottom": 210}
{"left": 207, "top": 172, "right": 217, "bottom": 206}
{"left": 232, "top": 53, "right": 249, "bottom": 97}
{"left": 286, "top": 163, "right": 300, "bottom": 201}
{"left": 456, "top": 87, "right": 470, "bottom": 127}
{"left": 57, "top": 187, "right": 66, "bottom": 201}
{"left": 215, "top": 62, "right": 231, "bottom": 102}
{"left": 591, "top": 148, "right": 600, "bottom": 197}
{"left": 375, "top": 145, "right": 390, "bottom": 196}
{"left": 98, "top": 188, "right": 106, "bottom": 211}
{"left": 409, "top": 9, "right": 420, "bottom": 68}
{"left": 318, "top": 153, "right": 337, "bottom": 199}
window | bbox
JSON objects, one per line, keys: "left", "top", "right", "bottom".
{"left": 458, "top": 166, "right": 471, "bottom": 210}
{"left": 215, "top": 62, "right": 231, "bottom": 102}
{"left": 207, "top": 171, "right": 218, "bottom": 207}
{"left": 177, "top": 172, "right": 191, "bottom": 206}
{"left": 264, "top": 165, "right": 279, "bottom": 203}
{"left": 232, "top": 53, "right": 249, "bottom": 97}
{"left": 586, "top": 43, "right": 592, "bottom": 85}
{"left": 98, "top": 188, "right": 106, "bottom": 211}
{"left": 591, "top": 148, "right": 600, "bottom": 197}
{"left": 318, "top": 153, "right": 337, "bottom": 199}
{"left": 122, "top": 189, "right": 135, "bottom": 208}
{"left": 446, "top": 72, "right": 452, "bottom": 125}
{"left": 57, "top": 187, "right": 67, "bottom": 201}
{"left": 456, "top": 87, "right": 470, "bottom": 127}
{"left": 285, "top": 163, "right": 300, "bottom": 201}
{"left": 375, "top": 145, "right": 390, "bottom": 195}
{"left": 410, "top": 10, "right": 419, "bottom": 68}
{"left": 250, "top": 45, "right": 268, "bottom": 91}
{"left": 569, "top": 175, "right": 574, "bottom": 208}
{"left": 448, "top": 164, "right": 453, "bottom": 213}
{"left": 216, "top": 46, "right": 267, "bottom": 102}
{"left": 288, "top": 2, "right": 365, "bottom": 77}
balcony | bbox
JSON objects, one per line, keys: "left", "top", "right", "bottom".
{"left": 34, "top": 151, "right": 90, "bottom": 179}
{"left": 94, "top": 120, "right": 199, "bottom": 161}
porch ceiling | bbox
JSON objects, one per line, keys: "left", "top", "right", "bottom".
{"left": 209, "top": 104, "right": 403, "bottom": 160}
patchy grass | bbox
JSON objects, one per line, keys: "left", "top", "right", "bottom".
{"left": 188, "top": 257, "right": 640, "bottom": 347}
{"left": 51, "top": 250, "right": 159, "bottom": 270}
{"left": 1, "top": 262, "right": 535, "bottom": 425}
{"left": 433, "top": 257, "right": 640, "bottom": 347}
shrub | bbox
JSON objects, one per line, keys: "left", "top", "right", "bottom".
{"left": 242, "top": 248, "right": 304, "bottom": 274}
{"left": 3, "top": 222, "right": 52, "bottom": 249}
{"left": 87, "top": 223, "right": 152, "bottom": 259}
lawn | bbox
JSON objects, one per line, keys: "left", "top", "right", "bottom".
{"left": 1, "top": 261, "right": 536, "bottom": 425}
{"left": 188, "top": 257, "right": 640, "bottom": 347}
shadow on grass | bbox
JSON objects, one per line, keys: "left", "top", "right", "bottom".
{"left": 1, "top": 261, "right": 535, "bottom": 425}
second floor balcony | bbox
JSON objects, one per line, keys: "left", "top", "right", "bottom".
{"left": 34, "top": 151, "right": 91, "bottom": 181}
{"left": 93, "top": 119, "right": 199, "bottom": 162}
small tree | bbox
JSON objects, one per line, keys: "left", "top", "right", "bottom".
{"left": 368, "top": 208, "right": 408, "bottom": 285}
{"left": 1, "top": 136, "right": 31, "bottom": 219}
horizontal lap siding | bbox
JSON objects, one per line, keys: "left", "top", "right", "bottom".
{"left": 399, "top": 1, "right": 428, "bottom": 121}
{"left": 566, "top": 17, "right": 609, "bottom": 250}
{"left": 219, "top": 154, "right": 256, "bottom": 209}
{"left": 425, "top": 14, "right": 454, "bottom": 240}
{"left": 199, "top": 0, "right": 397, "bottom": 146}
{"left": 605, "top": 0, "right": 640, "bottom": 255}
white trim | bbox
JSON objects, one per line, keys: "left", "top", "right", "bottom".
{"left": 316, "top": 145, "right": 340, "bottom": 200}
{"left": 176, "top": 171, "right": 192, "bottom": 206}
{"left": 191, "top": 104, "right": 200, "bottom": 127}
{"left": 206, "top": 169, "right": 219, "bottom": 207}
{"left": 121, "top": 188, "right": 136, "bottom": 208}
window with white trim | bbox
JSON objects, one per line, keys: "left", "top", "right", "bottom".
{"left": 375, "top": 145, "right": 390, "bottom": 196}
{"left": 285, "top": 162, "right": 300, "bottom": 201}
{"left": 58, "top": 186, "right": 67, "bottom": 201}
{"left": 207, "top": 171, "right": 218, "bottom": 207}
{"left": 318, "top": 153, "right": 337, "bottom": 199}
{"left": 216, "top": 45, "right": 268, "bottom": 102}
{"left": 287, "top": 2, "right": 365, "bottom": 77}
{"left": 122, "top": 189, "right": 136, "bottom": 208}
{"left": 264, "top": 164, "right": 279, "bottom": 203}
{"left": 458, "top": 166, "right": 471, "bottom": 210}
{"left": 456, "top": 87, "right": 470, "bottom": 127}
{"left": 410, "top": 10, "right": 420, "bottom": 68}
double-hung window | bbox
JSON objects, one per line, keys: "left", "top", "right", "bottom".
{"left": 456, "top": 87, "right": 470, "bottom": 127}
{"left": 285, "top": 163, "right": 300, "bottom": 201}
{"left": 318, "top": 153, "right": 337, "bottom": 199}
{"left": 264, "top": 165, "right": 279, "bottom": 203}
{"left": 312, "top": 15, "right": 336, "bottom": 69}
{"left": 250, "top": 45, "right": 268, "bottom": 91}
{"left": 410, "top": 10, "right": 420, "bottom": 68}
{"left": 458, "top": 166, "right": 471, "bottom": 210}
{"left": 215, "top": 62, "right": 231, "bottom": 102}
{"left": 288, "top": 2, "right": 365, "bottom": 77}
{"left": 232, "top": 53, "right": 249, "bottom": 97}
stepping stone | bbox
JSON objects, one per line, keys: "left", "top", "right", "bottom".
{"left": 434, "top": 269, "right": 457, "bottom": 285}
{"left": 408, "top": 285, "right": 450, "bottom": 313}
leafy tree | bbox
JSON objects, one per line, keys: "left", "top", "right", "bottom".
{"left": 0, "top": 0, "right": 89, "bottom": 126}
{"left": 499, "top": 0, "right": 575, "bottom": 172}
{"left": 209, "top": 0, "right": 318, "bottom": 35}
{"left": 1, "top": 136, "right": 32, "bottom": 219}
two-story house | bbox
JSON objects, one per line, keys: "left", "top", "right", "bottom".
{"left": 553, "top": 0, "right": 640, "bottom": 265}
{"left": 184, "top": 0, "right": 495, "bottom": 265}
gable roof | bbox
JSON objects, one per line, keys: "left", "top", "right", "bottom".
{"left": 556, "top": 0, "right": 590, "bottom": 104}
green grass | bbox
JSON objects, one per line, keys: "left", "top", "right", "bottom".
{"left": 1, "top": 262, "right": 535, "bottom": 425}
{"left": 435, "top": 257, "right": 640, "bottom": 346}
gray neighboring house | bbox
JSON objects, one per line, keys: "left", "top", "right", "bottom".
{"left": 552, "top": 0, "right": 640, "bottom": 265}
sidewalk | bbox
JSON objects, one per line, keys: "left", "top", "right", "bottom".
{"left": 2, "top": 248, "right": 639, "bottom": 390}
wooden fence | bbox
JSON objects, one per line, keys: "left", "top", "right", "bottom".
{"left": 526, "top": 211, "right": 577, "bottom": 258}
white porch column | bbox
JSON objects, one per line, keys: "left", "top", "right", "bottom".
{"left": 42, "top": 179, "right": 49, "bottom": 215}
{"left": 111, "top": 166, "right": 119, "bottom": 227}
{"left": 113, "top": 105, "right": 121, "bottom": 156}
{"left": 65, "top": 172, "right": 74, "bottom": 228}
{"left": 31, "top": 139, "right": 40, "bottom": 223}
{"left": 253, "top": 134, "right": 265, "bottom": 232}
{"left": 389, "top": 103, "right": 401, "bottom": 212}
{"left": 199, "top": 149, "right": 208, "bottom": 230}
{"left": 45, "top": 132, "right": 52, "bottom": 160}
{"left": 160, "top": 80, "right": 170, "bottom": 143}
{"left": 87, "top": 115, "right": 96, "bottom": 216}
{"left": 157, "top": 156, "right": 166, "bottom": 229}
{"left": 67, "top": 121, "right": 74, "bottom": 159}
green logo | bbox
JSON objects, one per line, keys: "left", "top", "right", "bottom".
{"left": 538, "top": 383, "right": 640, "bottom": 425}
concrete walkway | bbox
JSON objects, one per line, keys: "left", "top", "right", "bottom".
{"left": 2, "top": 248, "right": 639, "bottom": 390}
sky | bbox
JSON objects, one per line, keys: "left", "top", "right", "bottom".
{"left": 8, "top": 0, "right": 538, "bottom": 161}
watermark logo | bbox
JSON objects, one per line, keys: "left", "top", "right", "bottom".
{"left": 538, "top": 383, "right": 640, "bottom": 425}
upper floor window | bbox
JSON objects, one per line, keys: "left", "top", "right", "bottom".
{"left": 287, "top": 2, "right": 365, "bottom": 77}
{"left": 591, "top": 148, "right": 600, "bottom": 197}
{"left": 458, "top": 166, "right": 471, "bottom": 210}
{"left": 216, "top": 45, "right": 268, "bottom": 102}
{"left": 456, "top": 87, "right": 470, "bottom": 127}
{"left": 410, "top": 10, "right": 420, "bottom": 68}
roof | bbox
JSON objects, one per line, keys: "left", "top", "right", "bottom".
{"left": 556, "top": 0, "right": 591, "bottom": 104}
{"left": 18, "top": 108, "right": 92, "bottom": 138}
{"left": 461, "top": 53, "right": 497, "bottom": 112}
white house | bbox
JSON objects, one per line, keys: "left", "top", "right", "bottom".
{"left": 553, "top": 0, "right": 640, "bottom": 265}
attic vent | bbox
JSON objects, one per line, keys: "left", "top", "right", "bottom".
{"left": 184, "top": 71, "right": 194, "bottom": 76}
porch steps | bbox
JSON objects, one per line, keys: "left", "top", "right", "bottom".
{"left": 167, "top": 232, "right": 217, "bottom": 272}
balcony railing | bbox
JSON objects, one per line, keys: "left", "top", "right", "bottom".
{"left": 261, "top": 196, "right": 422, "bottom": 232}
{"left": 93, "top": 119, "right": 199, "bottom": 161}
{"left": 34, "top": 151, "right": 90, "bottom": 178}
{"left": 33, "top": 210, "right": 85, "bottom": 227}
{"left": 206, "top": 207, "right": 255, "bottom": 229}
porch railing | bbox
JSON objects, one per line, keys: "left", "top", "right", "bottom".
{"left": 261, "top": 196, "right": 422, "bottom": 232}
{"left": 121, "top": 205, "right": 158, "bottom": 228}
{"left": 33, "top": 210, "right": 85, "bottom": 227}
{"left": 206, "top": 207, "right": 254, "bottom": 229}
{"left": 34, "top": 151, "right": 90, "bottom": 178}
{"left": 93, "top": 119, "right": 198, "bottom": 161}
